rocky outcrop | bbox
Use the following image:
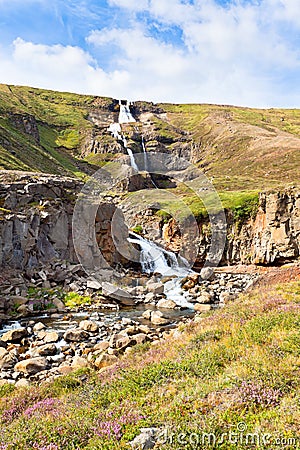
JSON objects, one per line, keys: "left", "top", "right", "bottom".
{"left": 133, "top": 189, "right": 300, "bottom": 267}
{"left": 9, "top": 113, "right": 40, "bottom": 143}
{"left": 0, "top": 173, "right": 133, "bottom": 273}
{"left": 195, "top": 190, "right": 299, "bottom": 265}
{"left": 228, "top": 190, "right": 300, "bottom": 265}
{"left": 0, "top": 173, "right": 81, "bottom": 270}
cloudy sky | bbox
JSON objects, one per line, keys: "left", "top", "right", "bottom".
{"left": 0, "top": 0, "right": 299, "bottom": 107}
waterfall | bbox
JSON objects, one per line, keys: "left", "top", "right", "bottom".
{"left": 128, "top": 233, "right": 188, "bottom": 276}
{"left": 141, "top": 136, "right": 148, "bottom": 171}
{"left": 128, "top": 233, "right": 194, "bottom": 308}
{"left": 118, "top": 100, "right": 136, "bottom": 124}
{"left": 124, "top": 142, "right": 139, "bottom": 171}
{"left": 108, "top": 100, "right": 139, "bottom": 170}
{"left": 108, "top": 123, "right": 122, "bottom": 140}
{"left": 107, "top": 103, "right": 195, "bottom": 309}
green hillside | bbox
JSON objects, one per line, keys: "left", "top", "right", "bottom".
{"left": 0, "top": 84, "right": 299, "bottom": 192}
{"left": 0, "top": 84, "right": 116, "bottom": 178}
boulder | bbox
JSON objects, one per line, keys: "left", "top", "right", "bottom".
{"left": 110, "top": 333, "right": 130, "bottom": 350}
{"left": 130, "top": 427, "right": 159, "bottom": 450}
{"left": 32, "top": 343, "right": 57, "bottom": 357}
{"left": 57, "top": 364, "right": 73, "bottom": 375}
{"left": 71, "top": 355, "right": 89, "bottom": 369}
{"left": 200, "top": 267, "right": 215, "bottom": 281}
{"left": 86, "top": 279, "right": 102, "bottom": 290}
{"left": 130, "top": 333, "right": 147, "bottom": 345}
{"left": 15, "top": 357, "right": 48, "bottom": 375}
{"left": 189, "top": 273, "right": 200, "bottom": 283}
{"left": 144, "top": 292, "right": 156, "bottom": 303}
{"left": 194, "top": 303, "right": 212, "bottom": 312}
{"left": 0, "top": 348, "right": 17, "bottom": 370}
{"left": 93, "top": 341, "right": 110, "bottom": 352}
{"left": 1, "top": 328, "right": 27, "bottom": 343}
{"left": 9, "top": 296, "right": 28, "bottom": 306}
{"left": 142, "top": 310, "right": 152, "bottom": 320}
{"left": 156, "top": 299, "right": 177, "bottom": 309}
{"left": 38, "top": 331, "right": 60, "bottom": 343}
{"left": 197, "top": 291, "right": 214, "bottom": 304}
{"left": 17, "top": 304, "right": 31, "bottom": 315}
{"left": 102, "top": 282, "right": 135, "bottom": 306}
{"left": 181, "top": 280, "right": 195, "bottom": 290}
{"left": 15, "top": 378, "right": 31, "bottom": 388}
{"left": 52, "top": 297, "right": 66, "bottom": 311}
{"left": 151, "top": 311, "right": 169, "bottom": 325}
{"left": 146, "top": 282, "right": 164, "bottom": 295}
{"left": 79, "top": 320, "right": 99, "bottom": 333}
{"left": 33, "top": 322, "right": 46, "bottom": 333}
{"left": 94, "top": 353, "right": 118, "bottom": 369}
{"left": 64, "top": 329, "right": 89, "bottom": 342}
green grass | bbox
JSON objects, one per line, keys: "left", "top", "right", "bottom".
{"left": 55, "top": 129, "right": 79, "bottom": 149}
{"left": 0, "top": 83, "right": 299, "bottom": 192}
{"left": 0, "top": 278, "right": 299, "bottom": 448}
{"left": 0, "top": 84, "right": 111, "bottom": 176}
{"left": 155, "top": 189, "right": 259, "bottom": 222}
{"left": 64, "top": 291, "right": 93, "bottom": 308}
{"left": 131, "top": 225, "right": 143, "bottom": 234}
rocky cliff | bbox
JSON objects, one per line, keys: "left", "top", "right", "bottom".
{"left": 232, "top": 189, "right": 300, "bottom": 265}
{"left": 0, "top": 173, "right": 132, "bottom": 276}
{"left": 0, "top": 172, "right": 298, "bottom": 277}
{"left": 130, "top": 189, "right": 300, "bottom": 267}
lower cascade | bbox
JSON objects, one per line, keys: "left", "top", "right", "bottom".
{"left": 128, "top": 233, "right": 194, "bottom": 308}
{"left": 128, "top": 232, "right": 190, "bottom": 277}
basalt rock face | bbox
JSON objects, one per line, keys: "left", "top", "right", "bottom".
{"left": 9, "top": 113, "right": 40, "bottom": 143}
{"left": 134, "top": 189, "right": 300, "bottom": 267}
{"left": 0, "top": 173, "right": 133, "bottom": 273}
{"left": 198, "top": 189, "right": 299, "bottom": 266}
{"left": 0, "top": 173, "right": 81, "bottom": 270}
{"left": 239, "top": 190, "right": 300, "bottom": 265}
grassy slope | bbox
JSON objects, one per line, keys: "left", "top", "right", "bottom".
{"left": 0, "top": 84, "right": 299, "bottom": 189}
{"left": 0, "top": 274, "right": 299, "bottom": 449}
{"left": 0, "top": 84, "right": 299, "bottom": 217}
{"left": 0, "top": 84, "right": 112, "bottom": 177}
{"left": 158, "top": 103, "right": 300, "bottom": 191}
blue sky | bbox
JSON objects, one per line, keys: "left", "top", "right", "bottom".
{"left": 0, "top": 0, "right": 299, "bottom": 107}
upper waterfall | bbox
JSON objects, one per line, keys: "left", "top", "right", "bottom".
{"left": 108, "top": 100, "right": 138, "bottom": 170}
{"left": 118, "top": 100, "right": 136, "bottom": 124}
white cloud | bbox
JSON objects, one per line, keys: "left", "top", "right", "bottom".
{"left": 268, "top": 0, "right": 300, "bottom": 26}
{"left": 0, "top": 1, "right": 299, "bottom": 106}
{"left": 107, "top": 0, "right": 149, "bottom": 11}
{"left": 85, "top": 0, "right": 300, "bottom": 106}
{"left": 0, "top": 38, "right": 133, "bottom": 98}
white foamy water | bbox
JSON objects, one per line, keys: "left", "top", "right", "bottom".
{"left": 128, "top": 233, "right": 194, "bottom": 308}
{"left": 108, "top": 100, "right": 139, "bottom": 170}
{"left": 118, "top": 101, "right": 136, "bottom": 124}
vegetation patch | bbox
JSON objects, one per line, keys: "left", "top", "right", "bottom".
{"left": 63, "top": 291, "right": 93, "bottom": 308}
{"left": 0, "top": 277, "right": 299, "bottom": 448}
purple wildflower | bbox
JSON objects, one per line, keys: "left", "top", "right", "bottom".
{"left": 24, "top": 398, "right": 61, "bottom": 418}
{"left": 239, "top": 380, "right": 282, "bottom": 408}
